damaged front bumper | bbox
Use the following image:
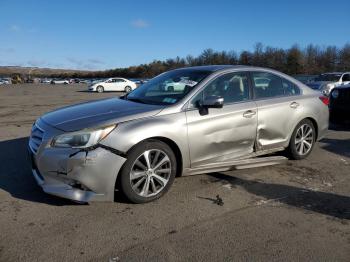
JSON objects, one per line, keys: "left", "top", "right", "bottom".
{"left": 28, "top": 119, "right": 126, "bottom": 202}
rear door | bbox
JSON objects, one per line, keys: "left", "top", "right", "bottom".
{"left": 111, "top": 79, "right": 126, "bottom": 91}
{"left": 251, "top": 71, "right": 302, "bottom": 150}
{"left": 186, "top": 71, "right": 258, "bottom": 167}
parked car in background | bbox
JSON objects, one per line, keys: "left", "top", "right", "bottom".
{"left": 88, "top": 77, "right": 137, "bottom": 93}
{"left": 0, "top": 78, "right": 10, "bottom": 84}
{"left": 40, "top": 79, "right": 52, "bottom": 84}
{"left": 130, "top": 79, "right": 150, "bottom": 86}
{"left": 51, "top": 79, "right": 69, "bottom": 85}
{"left": 69, "top": 79, "right": 80, "bottom": 84}
{"left": 29, "top": 65, "right": 329, "bottom": 204}
{"left": 293, "top": 75, "right": 317, "bottom": 84}
{"left": 77, "top": 79, "right": 89, "bottom": 84}
{"left": 329, "top": 84, "right": 350, "bottom": 123}
{"left": 307, "top": 72, "right": 350, "bottom": 95}
{"left": 161, "top": 77, "right": 199, "bottom": 91}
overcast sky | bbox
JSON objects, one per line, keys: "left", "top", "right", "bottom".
{"left": 0, "top": 0, "right": 349, "bottom": 70}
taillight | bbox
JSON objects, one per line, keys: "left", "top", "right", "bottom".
{"left": 319, "top": 96, "right": 329, "bottom": 106}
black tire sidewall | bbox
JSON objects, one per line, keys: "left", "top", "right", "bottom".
{"left": 288, "top": 119, "right": 316, "bottom": 160}
{"left": 119, "top": 140, "right": 177, "bottom": 203}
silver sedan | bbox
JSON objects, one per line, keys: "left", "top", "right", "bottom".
{"left": 28, "top": 65, "right": 329, "bottom": 203}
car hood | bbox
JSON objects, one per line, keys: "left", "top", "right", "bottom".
{"left": 41, "top": 97, "right": 163, "bottom": 132}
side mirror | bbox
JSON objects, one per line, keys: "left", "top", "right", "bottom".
{"left": 201, "top": 95, "right": 224, "bottom": 108}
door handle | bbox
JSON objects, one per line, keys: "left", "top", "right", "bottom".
{"left": 243, "top": 110, "right": 256, "bottom": 118}
{"left": 290, "top": 102, "right": 299, "bottom": 109}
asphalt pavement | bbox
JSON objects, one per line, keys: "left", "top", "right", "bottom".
{"left": 0, "top": 84, "right": 349, "bottom": 261}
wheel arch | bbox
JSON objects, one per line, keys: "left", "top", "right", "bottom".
{"left": 127, "top": 136, "right": 183, "bottom": 177}
{"left": 114, "top": 136, "right": 184, "bottom": 193}
{"left": 288, "top": 116, "right": 319, "bottom": 145}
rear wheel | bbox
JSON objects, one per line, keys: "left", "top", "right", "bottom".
{"left": 96, "top": 85, "right": 104, "bottom": 93}
{"left": 119, "top": 140, "right": 177, "bottom": 203}
{"left": 287, "top": 119, "right": 316, "bottom": 160}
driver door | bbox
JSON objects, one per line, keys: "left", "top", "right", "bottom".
{"left": 104, "top": 79, "right": 116, "bottom": 91}
{"left": 185, "top": 72, "right": 257, "bottom": 168}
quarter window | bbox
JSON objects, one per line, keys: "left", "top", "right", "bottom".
{"left": 342, "top": 74, "right": 350, "bottom": 82}
{"left": 252, "top": 72, "right": 300, "bottom": 98}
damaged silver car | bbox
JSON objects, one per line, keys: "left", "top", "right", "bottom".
{"left": 29, "top": 65, "right": 329, "bottom": 203}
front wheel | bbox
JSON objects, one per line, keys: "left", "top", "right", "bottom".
{"left": 119, "top": 140, "right": 177, "bottom": 203}
{"left": 125, "top": 86, "right": 132, "bottom": 93}
{"left": 96, "top": 85, "right": 104, "bottom": 93}
{"left": 287, "top": 119, "right": 316, "bottom": 160}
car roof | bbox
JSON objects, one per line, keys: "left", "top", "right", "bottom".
{"left": 174, "top": 65, "right": 250, "bottom": 72}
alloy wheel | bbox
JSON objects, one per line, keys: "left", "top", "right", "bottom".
{"left": 130, "top": 149, "right": 171, "bottom": 197}
{"left": 294, "top": 124, "right": 314, "bottom": 155}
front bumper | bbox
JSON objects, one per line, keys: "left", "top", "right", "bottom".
{"left": 28, "top": 120, "right": 126, "bottom": 202}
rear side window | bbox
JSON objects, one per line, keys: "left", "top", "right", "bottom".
{"left": 252, "top": 72, "right": 300, "bottom": 99}
{"left": 281, "top": 79, "right": 301, "bottom": 96}
{"left": 342, "top": 74, "right": 350, "bottom": 82}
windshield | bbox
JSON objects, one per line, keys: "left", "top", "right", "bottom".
{"left": 315, "top": 74, "right": 341, "bottom": 82}
{"left": 126, "top": 69, "right": 211, "bottom": 105}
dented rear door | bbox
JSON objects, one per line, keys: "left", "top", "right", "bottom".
{"left": 254, "top": 96, "right": 301, "bottom": 150}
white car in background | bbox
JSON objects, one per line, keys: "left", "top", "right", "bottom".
{"left": 88, "top": 78, "right": 137, "bottom": 93}
{"left": 0, "top": 79, "right": 10, "bottom": 85}
{"left": 51, "top": 79, "right": 69, "bottom": 85}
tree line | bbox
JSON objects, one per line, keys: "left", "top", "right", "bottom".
{"left": 41, "top": 43, "right": 350, "bottom": 79}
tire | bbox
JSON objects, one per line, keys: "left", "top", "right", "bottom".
{"left": 96, "top": 85, "right": 104, "bottom": 93}
{"left": 125, "top": 86, "right": 132, "bottom": 93}
{"left": 287, "top": 119, "right": 316, "bottom": 160}
{"left": 119, "top": 140, "right": 177, "bottom": 203}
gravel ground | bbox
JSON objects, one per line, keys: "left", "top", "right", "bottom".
{"left": 0, "top": 84, "right": 349, "bottom": 261}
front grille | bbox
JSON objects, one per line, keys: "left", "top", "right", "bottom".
{"left": 29, "top": 123, "right": 44, "bottom": 154}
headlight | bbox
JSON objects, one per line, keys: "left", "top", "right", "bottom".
{"left": 332, "top": 89, "right": 339, "bottom": 99}
{"left": 51, "top": 125, "right": 116, "bottom": 148}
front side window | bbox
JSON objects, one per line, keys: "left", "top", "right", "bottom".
{"left": 126, "top": 69, "right": 211, "bottom": 105}
{"left": 252, "top": 72, "right": 300, "bottom": 98}
{"left": 190, "top": 72, "right": 250, "bottom": 108}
